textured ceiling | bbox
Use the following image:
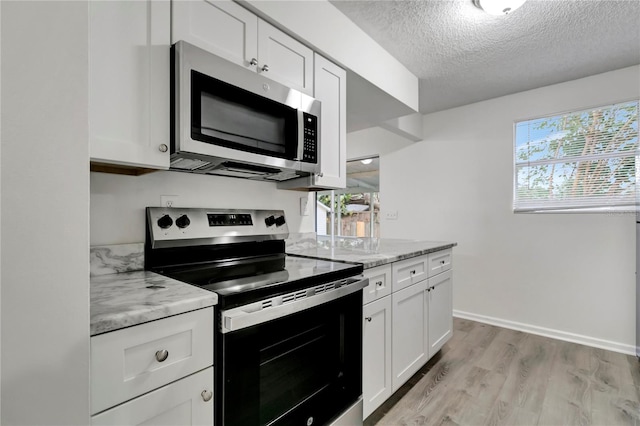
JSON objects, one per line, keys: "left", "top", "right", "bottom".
{"left": 330, "top": 0, "right": 640, "bottom": 114}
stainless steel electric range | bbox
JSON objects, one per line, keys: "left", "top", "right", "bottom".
{"left": 145, "top": 207, "right": 366, "bottom": 426}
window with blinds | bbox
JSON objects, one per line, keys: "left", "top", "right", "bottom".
{"left": 514, "top": 100, "right": 639, "bottom": 212}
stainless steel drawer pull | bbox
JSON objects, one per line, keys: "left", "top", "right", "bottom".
{"left": 376, "top": 280, "right": 383, "bottom": 287}
{"left": 365, "top": 317, "right": 372, "bottom": 322}
{"left": 155, "top": 349, "right": 169, "bottom": 362}
{"left": 410, "top": 270, "right": 416, "bottom": 275}
{"left": 201, "top": 389, "right": 213, "bottom": 402}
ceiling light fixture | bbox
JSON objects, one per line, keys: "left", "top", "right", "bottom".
{"left": 473, "top": 0, "right": 526, "bottom": 15}
{"left": 360, "top": 158, "right": 373, "bottom": 165}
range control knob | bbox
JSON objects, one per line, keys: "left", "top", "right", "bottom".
{"left": 275, "top": 216, "right": 286, "bottom": 227}
{"left": 265, "top": 215, "right": 276, "bottom": 227}
{"left": 175, "top": 215, "right": 191, "bottom": 229}
{"left": 157, "top": 214, "right": 173, "bottom": 229}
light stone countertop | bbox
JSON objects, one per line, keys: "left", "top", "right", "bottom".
{"left": 90, "top": 270, "right": 217, "bottom": 336}
{"left": 287, "top": 236, "right": 457, "bottom": 269}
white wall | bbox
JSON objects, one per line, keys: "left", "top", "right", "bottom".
{"left": 347, "top": 126, "right": 413, "bottom": 160}
{"left": 91, "top": 171, "right": 315, "bottom": 245}
{"left": 382, "top": 66, "right": 640, "bottom": 353}
{"left": 1, "top": 2, "right": 90, "bottom": 424}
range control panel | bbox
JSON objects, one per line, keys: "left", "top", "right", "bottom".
{"left": 147, "top": 207, "right": 289, "bottom": 248}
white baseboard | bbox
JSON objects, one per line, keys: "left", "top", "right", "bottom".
{"left": 453, "top": 310, "right": 636, "bottom": 356}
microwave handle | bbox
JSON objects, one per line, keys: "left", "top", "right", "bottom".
{"left": 296, "top": 109, "right": 304, "bottom": 161}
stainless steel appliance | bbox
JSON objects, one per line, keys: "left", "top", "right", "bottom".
{"left": 145, "top": 207, "right": 366, "bottom": 426}
{"left": 171, "top": 41, "right": 321, "bottom": 182}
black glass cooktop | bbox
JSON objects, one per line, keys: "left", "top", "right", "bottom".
{"left": 155, "top": 254, "right": 363, "bottom": 309}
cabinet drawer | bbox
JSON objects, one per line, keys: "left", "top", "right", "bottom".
{"left": 362, "top": 264, "right": 392, "bottom": 305}
{"left": 92, "top": 367, "right": 214, "bottom": 425}
{"left": 91, "top": 308, "right": 214, "bottom": 414}
{"left": 392, "top": 255, "right": 427, "bottom": 292}
{"left": 428, "top": 249, "right": 452, "bottom": 277}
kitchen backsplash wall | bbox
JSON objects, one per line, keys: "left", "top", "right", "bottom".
{"left": 90, "top": 171, "right": 315, "bottom": 246}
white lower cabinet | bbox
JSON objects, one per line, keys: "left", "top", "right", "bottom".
{"left": 91, "top": 307, "right": 214, "bottom": 425}
{"left": 362, "top": 249, "right": 454, "bottom": 420}
{"left": 362, "top": 295, "right": 392, "bottom": 419}
{"left": 391, "top": 279, "right": 429, "bottom": 392}
{"left": 92, "top": 367, "right": 214, "bottom": 426}
{"left": 428, "top": 270, "right": 453, "bottom": 358}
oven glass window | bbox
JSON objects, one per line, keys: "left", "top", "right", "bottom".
{"left": 220, "top": 291, "right": 362, "bottom": 426}
{"left": 191, "top": 70, "right": 298, "bottom": 160}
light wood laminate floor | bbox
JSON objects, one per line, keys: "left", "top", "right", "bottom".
{"left": 365, "top": 318, "right": 640, "bottom": 426}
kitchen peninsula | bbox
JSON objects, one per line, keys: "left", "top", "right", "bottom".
{"left": 288, "top": 235, "right": 456, "bottom": 418}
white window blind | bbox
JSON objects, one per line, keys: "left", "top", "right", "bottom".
{"left": 514, "top": 100, "right": 639, "bottom": 212}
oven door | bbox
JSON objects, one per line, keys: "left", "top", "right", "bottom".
{"left": 217, "top": 290, "right": 362, "bottom": 426}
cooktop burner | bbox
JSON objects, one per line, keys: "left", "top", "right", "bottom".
{"left": 156, "top": 254, "right": 361, "bottom": 309}
{"left": 145, "top": 207, "right": 363, "bottom": 309}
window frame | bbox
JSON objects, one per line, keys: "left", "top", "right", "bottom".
{"left": 512, "top": 99, "right": 639, "bottom": 214}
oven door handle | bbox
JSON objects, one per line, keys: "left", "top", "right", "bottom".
{"left": 221, "top": 277, "right": 368, "bottom": 333}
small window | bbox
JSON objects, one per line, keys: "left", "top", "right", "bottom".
{"left": 316, "top": 157, "right": 380, "bottom": 237}
{"left": 514, "top": 100, "right": 639, "bottom": 212}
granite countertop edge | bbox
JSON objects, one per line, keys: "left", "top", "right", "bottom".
{"left": 287, "top": 240, "right": 457, "bottom": 269}
{"left": 357, "top": 242, "right": 457, "bottom": 269}
{"left": 90, "top": 270, "right": 218, "bottom": 336}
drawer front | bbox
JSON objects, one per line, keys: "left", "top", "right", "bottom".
{"left": 91, "top": 307, "right": 214, "bottom": 414}
{"left": 392, "top": 255, "right": 427, "bottom": 292}
{"left": 428, "top": 249, "right": 452, "bottom": 277}
{"left": 362, "top": 264, "right": 392, "bottom": 305}
{"left": 92, "top": 367, "right": 214, "bottom": 425}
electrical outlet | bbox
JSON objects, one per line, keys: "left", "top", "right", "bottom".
{"left": 160, "top": 195, "right": 179, "bottom": 208}
{"left": 300, "top": 197, "right": 310, "bottom": 216}
{"left": 385, "top": 210, "right": 399, "bottom": 220}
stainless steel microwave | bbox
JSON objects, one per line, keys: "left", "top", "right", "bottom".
{"left": 171, "top": 41, "right": 321, "bottom": 181}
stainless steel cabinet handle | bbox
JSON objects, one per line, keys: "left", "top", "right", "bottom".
{"left": 365, "top": 317, "right": 372, "bottom": 322}
{"left": 249, "top": 58, "right": 258, "bottom": 66}
{"left": 201, "top": 390, "right": 213, "bottom": 402}
{"left": 261, "top": 64, "right": 269, "bottom": 72}
{"left": 155, "top": 349, "right": 169, "bottom": 362}
{"left": 158, "top": 144, "right": 168, "bottom": 153}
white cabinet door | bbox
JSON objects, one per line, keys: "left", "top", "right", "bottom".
{"left": 89, "top": 0, "right": 170, "bottom": 170}
{"left": 172, "top": 0, "right": 258, "bottom": 69}
{"left": 313, "top": 54, "right": 346, "bottom": 189}
{"left": 428, "top": 270, "right": 453, "bottom": 358}
{"left": 391, "top": 279, "right": 428, "bottom": 392}
{"left": 362, "top": 295, "right": 392, "bottom": 419}
{"left": 92, "top": 367, "right": 214, "bottom": 426}
{"left": 257, "top": 19, "right": 313, "bottom": 96}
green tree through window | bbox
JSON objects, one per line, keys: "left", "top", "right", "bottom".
{"left": 514, "top": 100, "right": 639, "bottom": 212}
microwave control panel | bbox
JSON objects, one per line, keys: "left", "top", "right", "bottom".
{"left": 302, "top": 113, "right": 318, "bottom": 163}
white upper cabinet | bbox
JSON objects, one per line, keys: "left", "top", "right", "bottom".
{"left": 172, "top": 0, "right": 258, "bottom": 68}
{"left": 311, "top": 54, "right": 347, "bottom": 189}
{"left": 172, "top": 0, "right": 313, "bottom": 96}
{"left": 257, "top": 19, "right": 313, "bottom": 95}
{"left": 89, "top": 0, "right": 171, "bottom": 171}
